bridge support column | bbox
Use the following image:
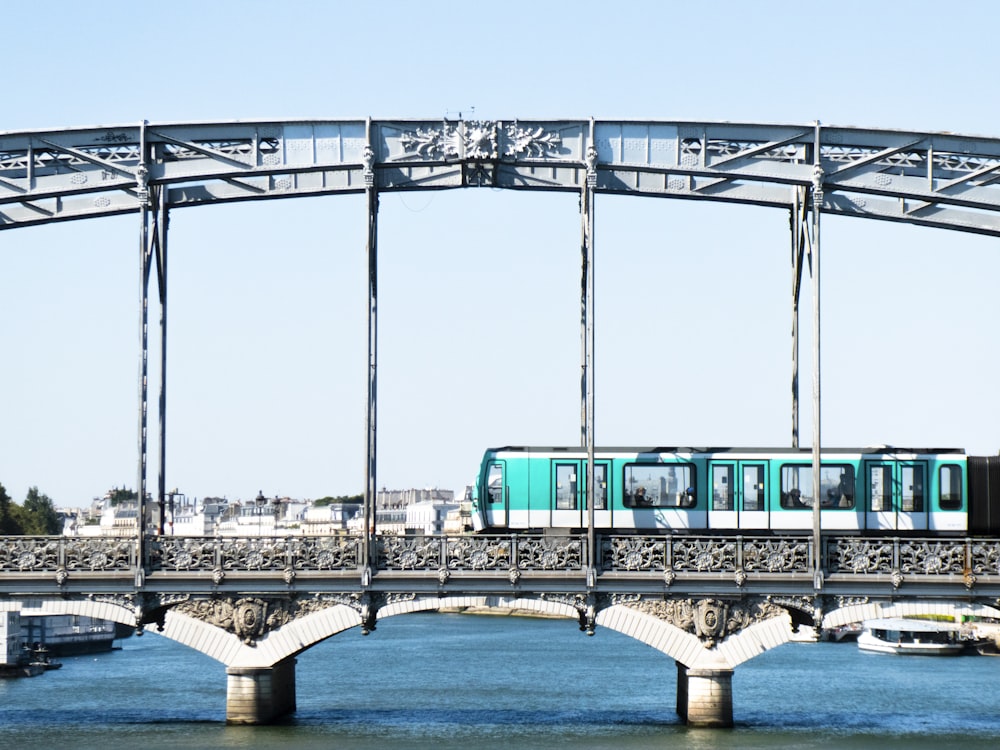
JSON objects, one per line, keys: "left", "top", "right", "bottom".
{"left": 675, "top": 661, "right": 733, "bottom": 728}
{"left": 225, "top": 657, "right": 297, "bottom": 725}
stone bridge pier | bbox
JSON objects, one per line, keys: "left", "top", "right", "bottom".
{"left": 226, "top": 658, "right": 297, "bottom": 724}
{"left": 593, "top": 594, "right": 807, "bottom": 728}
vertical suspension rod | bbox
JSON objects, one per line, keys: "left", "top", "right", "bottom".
{"left": 136, "top": 120, "right": 151, "bottom": 572}
{"left": 154, "top": 187, "right": 169, "bottom": 534}
{"left": 810, "top": 122, "right": 824, "bottom": 588}
{"left": 582, "top": 124, "right": 597, "bottom": 584}
{"left": 790, "top": 186, "right": 806, "bottom": 449}
{"left": 363, "top": 123, "right": 378, "bottom": 578}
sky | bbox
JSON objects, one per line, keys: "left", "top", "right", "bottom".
{"left": 2, "top": 0, "right": 999, "bottom": 508}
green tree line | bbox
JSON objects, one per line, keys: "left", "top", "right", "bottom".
{"left": 0, "top": 483, "right": 62, "bottom": 535}
{"left": 313, "top": 493, "right": 363, "bottom": 507}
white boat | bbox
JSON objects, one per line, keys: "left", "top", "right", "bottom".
{"left": 857, "top": 618, "right": 965, "bottom": 655}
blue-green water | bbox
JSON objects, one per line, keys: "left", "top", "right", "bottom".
{"left": 1, "top": 613, "right": 998, "bottom": 749}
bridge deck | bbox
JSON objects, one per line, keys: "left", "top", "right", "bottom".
{"left": 1, "top": 533, "right": 996, "bottom": 599}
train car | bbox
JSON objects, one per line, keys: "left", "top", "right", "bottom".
{"left": 470, "top": 446, "right": 1000, "bottom": 535}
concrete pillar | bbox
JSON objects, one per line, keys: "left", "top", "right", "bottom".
{"left": 226, "top": 657, "right": 297, "bottom": 724}
{"left": 676, "top": 661, "right": 733, "bottom": 728}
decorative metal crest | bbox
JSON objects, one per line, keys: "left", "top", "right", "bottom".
{"left": 398, "top": 121, "right": 563, "bottom": 161}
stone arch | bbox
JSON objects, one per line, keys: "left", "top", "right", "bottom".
{"left": 376, "top": 594, "right": 584, "bottom": 621}
{"left": 0, "top": 596, "right": 138, "bottom": 630}
{"left": 823, "top": 600, "right": 1000, "bottom": 629}
{"left": 595, "top": 603, "right": 793, "bottom": 670}
{"left": 158, "top": 602, "right": 364, "bottom": 669}
{"left": 136, "top": 593, "right": 589, "bottom": 670}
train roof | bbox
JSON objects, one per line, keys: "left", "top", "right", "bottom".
{"left": 485, "top": 445, "right": 967, "bottom": 456}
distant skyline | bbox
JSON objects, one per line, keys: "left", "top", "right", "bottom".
{"left": 2, "top": 0, "right": 999, "bottom": 507}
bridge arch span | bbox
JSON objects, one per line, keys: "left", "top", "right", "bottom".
{"left": 823, "top": 600, "right": 1000, "bottom": 630}
{"left": 595, "top": 604, "right": 793, "bottom": 670}
{"left": 156, "top": 603, "right": 363, "bottom": 669}
{"left": 0, "top": 597, "right": 138, "bottom": 631}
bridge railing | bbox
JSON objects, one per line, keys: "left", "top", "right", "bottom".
{"left": 600, "top": 535, "right": 812, "bottom": 575}
{"left": 378, "top": 534, "right": 585, "bottom": 572}
{"left": 2, "top": 534, "right": 999, "bottom": 588}
{"left": 150, "top": 535, "right": 363, "bottom": 573}
{"left": 823, "top": 536, "right": 1000, "bottom": 580}
{"left": 0, "top": 535, "right": 138, "bottom": 573}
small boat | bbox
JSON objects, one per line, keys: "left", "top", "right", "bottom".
{"left": 824, "top": 623, "right": 862, "bottom": 642}
{"left": 858, "top": 618, "right": 965, "bottom": 655}
{"left": 28, "top": 645, "right": 62, "bottom": 671}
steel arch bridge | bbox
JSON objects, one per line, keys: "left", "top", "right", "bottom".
{"left": 3, "top": 116, "right": 1000, "bottom": 584}
{"left": 4, "top": 118, "right": 1000, "bottom": 726}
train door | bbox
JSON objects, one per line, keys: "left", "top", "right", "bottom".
{"left": 708, "top": 461, "right": 769, "bottom": 529}
{"left": 552, "top": 461, "right": 583, "bottom": 528}
{"left": 551, "top": 461, "right": 610, "bottom": 528}
{"left": 864, "top": 461, "right": 928, "bottom": 531}
{"left": 484, "top": 460, "right": 508, "bottom": 528}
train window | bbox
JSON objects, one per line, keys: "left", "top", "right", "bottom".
{"left": 939, "top": 465, "right": 963, "bottom": 510}
{"left": 743, "top": 465, "right": 765, "bottom": 511}
{"left": 555, "top": 463, "right": 578, "bottom": 510}
{"left": 780, "top": 464, "right": 855, "bottom": 509}
{"left": 487, "top": 463, "right": 504, "bottom": 504}
{"left": 901, "top": 465, "right": 925, "bottom": 512}
{"left": 624, "top": 464, "right": 694, "bottom": 508}
{"left": 869, "top": 464, "right": 892, "bottom": 512}
{"left": 712, "top": 465, "right": 734, "bottom": 510}
{"left": 594, "top": 463, "right": 608, "bottom": 510}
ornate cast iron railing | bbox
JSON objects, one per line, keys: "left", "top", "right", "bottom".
{"left": 0, "top": 535, "right": 137, "bottom": 572}
{"left": 825, "top": 536, "right": 1000, "bottom": 579}
{"left": 601, "top": 535, "right": 812, "bottom": 575}
{"left": 152, "top": 535, "right": 363, "bottom": 573}
{"left": 378, "top": 534, "right": 585, "bottom": 573}
{"left": 2, "top": 534, "right": 1000, "bottom": 585}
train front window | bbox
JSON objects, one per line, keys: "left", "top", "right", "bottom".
{"left": 940, "top": 464, "right": 963, "bottom": 510}
{"left": 624, "top": 464, "right": 694, "bottom": 508}
{"left": 487, "top": 463, "right": 504, "bottom": 504}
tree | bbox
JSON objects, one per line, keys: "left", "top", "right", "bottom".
{"left": 108, "top": 487, "right": 138, "bottom": 506}
{"left": 0, "top": 483, "right": 23, "bottom": 535}
{"left": 20, "top": 487, "right": 61, "bottom": 535}
{"left": 313, "top": 494, "right": 364, "bottom": 507}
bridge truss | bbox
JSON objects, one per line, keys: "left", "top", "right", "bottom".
{"left": 4, "top": 119, "right": 1000, "bottom": 232}
{"left": 3, "top": 118, "right": 1000, "bottom": 593}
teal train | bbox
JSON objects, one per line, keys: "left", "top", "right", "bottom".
{"left": 470, "top": 446, "right": 1000, "bottom": 534}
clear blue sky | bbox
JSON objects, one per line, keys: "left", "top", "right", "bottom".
{"left": 2, "top": 0, "right": 999, "bottom": 507}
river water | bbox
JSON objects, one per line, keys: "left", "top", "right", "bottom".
{"left": 1, "top": 612, "right": 998, "bottom": 749}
